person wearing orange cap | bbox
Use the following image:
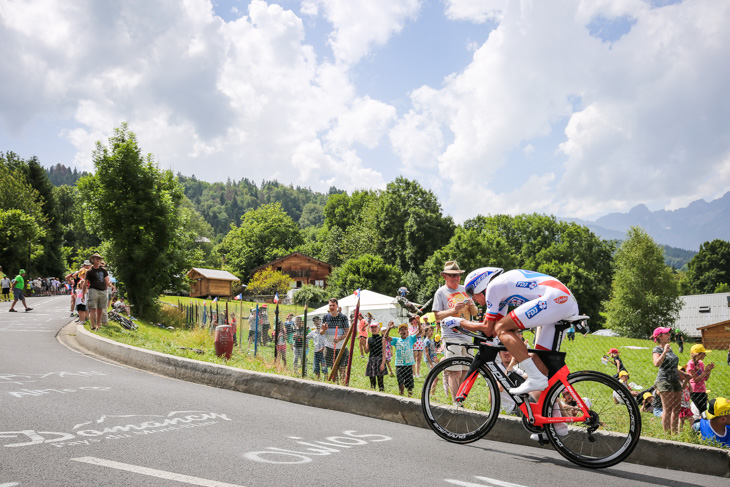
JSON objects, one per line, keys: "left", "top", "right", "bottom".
{"left": 692, "top": 397, "right": 730, "bottom": 447}
{"left": 687, "top": 344, "right": 715, "bottom": 414}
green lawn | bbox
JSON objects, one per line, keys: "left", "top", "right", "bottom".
{"left": 91, "top": 295, "right": 729, "bottom": 448}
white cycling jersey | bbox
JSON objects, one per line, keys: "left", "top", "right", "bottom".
{"left": 484, "top": 269, "right": 578, "bottom": 351}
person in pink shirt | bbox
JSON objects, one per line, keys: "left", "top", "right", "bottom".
{"left": 687, "top": 344, "right": 715, "bottom": 414}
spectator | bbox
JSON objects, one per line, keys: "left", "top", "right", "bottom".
{"left": 410, "top": 317, "right": 425, "bottom": 378}
{"left": 423, "top": 325, "right": 439, "bottom": 372}
{"left": 383, "top": 321, "right": 417, "bottom": 397}
{"left": 113, "top": 297, "right": 131, "bottom": 317}
{"left": 247, "top": 308, "right": 259, "bottom": 346}
{"left": 727, "top": 344, "right": 730, "bottom": 367}
{"left": 567, "top": 322, "right": 575, "bottom": 341}
{"left": 497, "top": 349, "right": 526, "bottom": 414}
{"left": 636, "top": 387, "right": 656, "bottom": 413}
{"left": 358, "top": 313, "right": 369, "bottom": 358}
{"left": 322, "top": 298, "right": 350, "bottom": 383}
{"left": 8, "top": 269, "right": 32, "bottom": 312}
{"left": 1, "top": 273, "right": 10, "bottom": 302}
{"left": 675, "top": 330, "right": 684, "bottom": 354}
{"left": 652, "top": 326, "right": 691, "bottom": 434}
{"left": 692, "top": 397, "right": 730, "bottom": 447}
{"left": 84, "top": 253, "right": 111, "bottom": 331}
{"left": 292, "top": 317, "right": 305, "bottom": 369}
{"left": 274, "top": 314, "right": 287, "bottom": 366}
{"left": 382, "top": 325, "right": 394, "bottom": 376}
{"left": 432, "top": 260, "right": 479, "bottom": 403}
{"left": 284, "top": 313, "right": 295, "bottom": 347}
{"left": 260, "top": 305, "right": 270, "bottom": 345}
{"left": 397, "top": 286, "right": 409, "bottom": 297}
{"left": 230, "top": 312, "right": 237, "bottom": 344}
{"left": 75, "top": 278, "right": 88, "bottom": 323}
{"left": 307, "top": 316, "right": 327, "bottom": 379}
{"left": 607, "top": 348, "right": 628, "bottom": 378}
{"left": 687, "top": 344, "right": 715, "bottom": 414}
{"left": 364, "top": 321, "right": 386, "bottom": 391}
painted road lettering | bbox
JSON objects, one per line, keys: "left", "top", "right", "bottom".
{"left": 244, "top": 430, "right": 391, "bottom": 464}
{"left": 0, "top": 371, "right": 106, "bottom": 385}
{"left": 0, "top": 411, "right": 230, "bottom": 448}
{"left": 8, "top": 386, "right": 111, "bottom": 398}
{"left": 444, "top": 476, "right": 528, "bottom": 487}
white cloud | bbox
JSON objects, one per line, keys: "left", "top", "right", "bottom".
{"left": 309, "top": 0, "right": 420, "bottom": 65}
{"left": 443, "top": 0, "right": 507, "bottom": 24}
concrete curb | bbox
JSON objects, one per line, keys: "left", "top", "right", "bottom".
{"left": 74, "top": 324, "right": 730, "bottom": 477}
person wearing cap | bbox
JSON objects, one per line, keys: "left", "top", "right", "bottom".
{"left": 692, "top": 397, "right": 730, "bottom": 447}
{"left": 383, "top": 321, "right": 418, "bottom": 396}
{"left": 84, "top": 253, "right": 111, "bottom": 331}
{"left": 432, "top": 260, "right": 479, "bottom": 401}
{"left": 652, "top": 326, "right": 691, "bottom": 434}
{"left": 454, "top": 267, "right": 578, "bottom": 396}
{"left": 607, "top": 348, "right": 628, "bottom": 378}
{"left": 364, "top": 320, "right": 386, "bottom": 391}
{"left": 8, "top": 269, "right": 32, "bottom": 312}
{"left": 687, "top": 344, "right": 715, "bottom": 414}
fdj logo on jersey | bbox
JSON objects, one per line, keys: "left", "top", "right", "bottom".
{"left": 525, "top": 300, "right": 547, "bottom": 319}
{"left": 515, "top": 281, "right": 537, "bottom": 290}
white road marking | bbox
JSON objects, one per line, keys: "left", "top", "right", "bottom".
{"left": 71, "top": 457, "right": 245, "bottom": 486}
{"left": 0, "top": 482, "right": 21, "bottom": 486}
{"left": 445, "top": 477, "right": 528, "bottom": 487}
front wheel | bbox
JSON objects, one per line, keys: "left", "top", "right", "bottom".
{"left": 542, "top": 371, "right": 642, "bottom": 469}
{"left": 421, "top": 356, "right": 500, "bottom": 444}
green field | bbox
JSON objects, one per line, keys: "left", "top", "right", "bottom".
{"left": 90, "top": 295, "right": 729, "bottom": 448}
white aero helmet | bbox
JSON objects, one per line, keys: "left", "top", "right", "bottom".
{"left": 464, "top": 267, "right": 504, "bottom": 297}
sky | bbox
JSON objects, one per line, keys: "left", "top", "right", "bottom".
{"left": 1, "top": 0, "right": 729, "bottom": 222}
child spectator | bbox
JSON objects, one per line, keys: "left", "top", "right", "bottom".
{"left": 607, "top": 348, "right": 627, "bottom": 378}
{"left": 364, "top": 322, "right": 386, "bottom": 391}
{"left": 75, "top": 279, "right": 88, "bottom": 324}
{"left": 383, "top": 320, "right": 418, "bottom": 396}
{"left": 307, "top": 317, "right": 327, "bottom": 379}
{"left": 284, "top": 313, "right": 295, "bottom": 346}
{"left": 410, "top": 318, "right": 425, "bottom": 377}
{"left": 275, "top": 316, "right": 287, "bottom": 366}
{"left": 292, "top": 317, "right": 305, "bottom": 369}
{"left": 692, "top": 397, "right": 730, "bottom": 447}
{"left": 423, "top": 326, "right": 439, "bottom": 371}
{"left": 382, "top": 325, "right": 394, "bottom": 376}
{"left": 358, "top": 313, "right": 369, "bottom": 358}
{"left": 687, "top": 344, "right": 715, "bottom": 414}
{"left": 678, "top": 366, "right": 694, "bottom": 429}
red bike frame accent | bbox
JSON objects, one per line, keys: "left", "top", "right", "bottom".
{"left": 517, "top": 365, "right": 590, "bottom": 427}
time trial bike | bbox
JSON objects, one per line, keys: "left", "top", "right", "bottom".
{"left": 421, "top": 316, "right": 641, "bottom": 469}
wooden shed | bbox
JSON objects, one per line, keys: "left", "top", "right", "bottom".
{"left": 249, "top": 252, "right": 332, "bottom": 289}
{"left": 697, "top": 320, "right": 730, "bottom": 351}
{"left": 187, "top": 268, "right": 240, "bottom": 298}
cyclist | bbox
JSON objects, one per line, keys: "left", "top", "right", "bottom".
{"left": 445, "top": 267, "right": 578, "bottom": 395}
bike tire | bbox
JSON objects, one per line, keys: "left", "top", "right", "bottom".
{"left": 541, "top": 370, "right": 642, "bottom": 469}
{"left": 421, "top": 356, "right": 500, "bottom": 444}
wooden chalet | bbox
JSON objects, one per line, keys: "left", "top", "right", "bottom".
{"left": 697, "top": 320, "right": 730, "bottom": 351}
{"left": 187, "top": 268, "right": 240, "bottom": 298}
{"left": 250, "top": 252, "right": 332, "bottom": 289}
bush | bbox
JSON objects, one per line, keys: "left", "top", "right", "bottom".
{"left": 293, "top": 285, "right": 328, "bottom": 308}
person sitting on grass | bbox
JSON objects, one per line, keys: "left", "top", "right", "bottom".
{"left": 692, "top": 397, "right": 730, "bottom": 447}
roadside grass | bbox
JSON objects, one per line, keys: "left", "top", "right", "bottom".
{"left": 89, "top": 296, "right": 730, "bottom": 448}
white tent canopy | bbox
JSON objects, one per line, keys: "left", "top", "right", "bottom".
{"left": 306, "top": 290, "right": 409, "bottom": 326}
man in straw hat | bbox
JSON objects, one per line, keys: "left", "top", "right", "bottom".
{"left": 85, "top": 253, "right": 111, "bottom": 331}
{"left": 431, "top": 260, "right": 479, "bottom": 403}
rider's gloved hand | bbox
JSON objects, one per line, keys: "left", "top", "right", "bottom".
{"left": 442, "top": 317, "right": 462, "bottom": 330}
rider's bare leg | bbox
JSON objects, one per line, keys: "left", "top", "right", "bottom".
{"left": 496, "top": 317, "right": 548, "bottom": 394}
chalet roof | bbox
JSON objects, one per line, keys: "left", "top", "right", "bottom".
{"left": 249, "top": 252, "right": 332, "bottom": 275}
{"left": 187, "top": 268, "right": 240, "bottom": 281}
{"left": 674, "top": 292, "right": 730, "bottom": 337}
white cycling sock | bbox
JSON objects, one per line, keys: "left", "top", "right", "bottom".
{"left": 509, "top": 357, "right": 548, "bottom": 395}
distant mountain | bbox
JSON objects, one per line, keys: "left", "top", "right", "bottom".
{"left": 563, "top": 191, "right": 730, "bottom": 252}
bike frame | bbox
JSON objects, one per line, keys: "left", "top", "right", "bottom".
{"left": 452, "top": 318, "right": 591, "bottom": 428}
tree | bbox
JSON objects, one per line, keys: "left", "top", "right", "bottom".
{"left": 327, "top": 254, "right": 401, "bottom": 299}
{"left": 247, "top": 268, "right": 292, "bottom": 295}
{"left": 217, "top": 203, "right": 303, "bottom": 279}
{"left": 605, "top": 227, "right": 682, "bottom": 338}
{"left": 371, "top": 177, "right": 455, "bottom": 273}
{"left": 683, "top": 239, "right": 730, "bottom": 294}
{"left": 292, "top": 284, "right": 328, "bottom": 307}
{"left": 77, "top": 123, "right": 194, "bottom": 317}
